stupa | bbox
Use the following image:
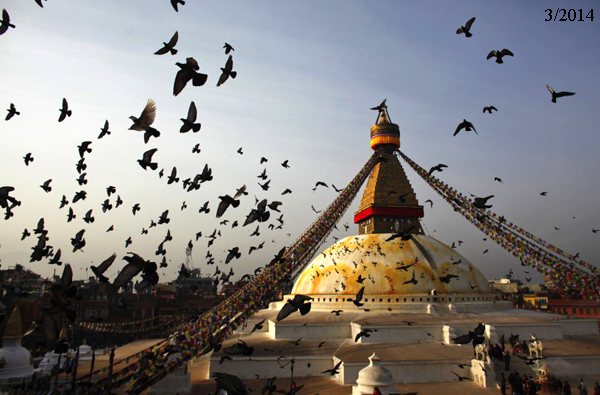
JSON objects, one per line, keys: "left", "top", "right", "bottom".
{"left": 0, "top": 307, "right": 34, "bottom": 386}
{"left": 197, "top": 105, "right": 600, "bottom": 393}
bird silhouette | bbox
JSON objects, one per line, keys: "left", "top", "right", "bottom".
{"left": 40, "top": 179, "right": 52, "bottom": 193}
{"left": 154, "top": 31, "right": 178, "bottom": 55}
{"left": 23, "top": 153, "right": 34, "bottom": 166}
{"left": 217, "top": 55, "right": 237, "bottom": 87}
{"left": 216, "top": 195, "right": 240, "bottom": 218}
{"left": 225, "top": 247, "right": 241, "bottom": 264}
{"left": 78, "top": 141, "right": 92, "bottom": 158}
{"left": 546, "top": 85, "right": 575, "bottom": 103}
{"left": 129, "top": 99, "right": 160, "bottom": 143}
{"left": 83, "top": 209, "right": 94, "bottom": 224}
{"left": 321, "top": 360, "right": 342, "bottom": 375}
{"left": 167, "top": 167, "right": 179, "bottom": 184}
{"left": 281, "top": 160, "right": 290, "bottom": 168}
{"left": 180, "top": 101, "right": 201, "bottom": 133}
{"left": 98, "top": 120, "right": 111, "bottom": 139}
{"left": 403, "top": 270, "right": 419, "bottom": 285}
{"left": 313, "top": 181, "right": 329, "bottom": 191}
{"left": 192, "top": 143, "right": 201, "bottom": 154}
{"left": 454, "top": 119, "right": 477, "bottom": 136}
{"left": 0, "top": 9, "right": 16, "bottom": 36}
{"left": 428, "top": 163, "right": 448, "bottom": 177}
{"left": 138, "top": 148, "right": 158, "bottom": 170}
{"left": 487, "top": 49, "right": 514, "bottom": 63}
{"left": 174, "top": 57, "right": 208, "bottom": 96}
{"left": 351, "top": 286, "right": 365, "bottom": 307}
{"left": 211, "top": 372, "right": 251, "bottom": 395}
{"left": 472, "top": 194, "right": 494, "bottom": 209}
{"left": 158, "top": 210, "right": 170, "bottom": 224}
{"left": 483, "top": 106, "right": 498, "bottom": 113}
{"left": 276, "top": 295, "right": 313, "bottom": 321}
{"left": 170, "top": 0, "right": 184, "bottom": 12}
{"left": 113, "top": 253, "right": 147, "bottom": 289}
{"left": 223, "top": 42, "right": 234, "bottom": 54}
{"left": 70, "top": 229, "right": 86, "bottom": 252}
{"left": 91, "top": 253, "right": 116, "bottom": 283}
{"left": 355, "top": 328, "right": 374, "bottom": 342}
{"left": 456, "top": 17, "right": 476, "bottom": 37}
{"left": 370, "top": 99, "right": 386, "bottom": 112}
{"left": 5, "top": 103, "right": 19, "bottom": 120}
{"left": 58, "top": 98, "right": 71, "bottom": 122}
{"left": 258, "top": 180, "right": 271, "bottom": 191}
{"left": 198, "top": 201, "right": 210, "bottom": 214}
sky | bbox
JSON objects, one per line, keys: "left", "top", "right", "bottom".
{"left": 1, "top": 0, "right": 599, "bottom": 286}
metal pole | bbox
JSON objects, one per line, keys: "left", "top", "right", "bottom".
{"left": 289, "top": 357, "right": 295, "bottom": 393}
{"left": 107, "top": 346, "right": 115, "bottom": 391}
{"left": 70, "top": 346, "right": 80, "bottom": 393}
{"left": 54, "top": 352, "right": 62, "bottom": 392}
{"left": 88, "top": 348, "right": 95, "bottom": 384}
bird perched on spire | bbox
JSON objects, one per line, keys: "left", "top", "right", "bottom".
{"left": 370, "top": 99, "right": 387, "bottom": 112}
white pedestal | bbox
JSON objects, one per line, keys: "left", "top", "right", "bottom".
{"left": 443, "top": 325, "right": 456, "bottom": 345}
{"left": 470, "top": 358, "right": 495, "bottom": 388}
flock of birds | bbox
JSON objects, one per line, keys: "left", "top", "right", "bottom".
{"left": 0, "top": 4, "right": 593, "bottom": 395}
{"left": 452, "top": 16, "right": 575, "bottom": 138}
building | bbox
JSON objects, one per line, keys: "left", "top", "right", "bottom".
{"left": 184, "top": 105, "right": 600, "bottom": 394}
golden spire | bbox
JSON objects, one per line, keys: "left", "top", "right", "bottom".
{"left": 3, "top": 306, "right": 23, "bottom": 340}
{"left": 369, "top": 100, "right": 400, "bottom": 151}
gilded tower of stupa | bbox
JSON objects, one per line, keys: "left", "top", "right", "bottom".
{"left": 354, "top": 101, "right": 424, "bottom": 235}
